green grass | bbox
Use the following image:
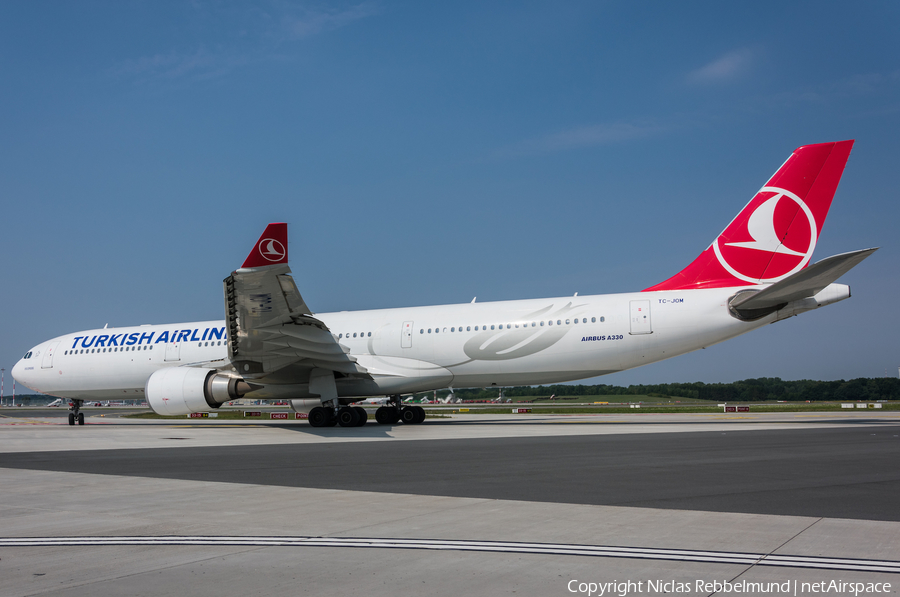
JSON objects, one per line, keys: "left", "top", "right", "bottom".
{"left": 505, "top": 394, "right": 707, "bottom": 404}
{"left": 439, "top": 402, "right": 900, "bottom": 415}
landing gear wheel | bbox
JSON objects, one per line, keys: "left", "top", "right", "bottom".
{"left": 375, "top": 406, "right": 394, "bottom": 424}
{"left": 308, "top": 407, "right": 329, "bottom": 427}
{"left": 68, "top": 413, "right": 75, "bottom": 426}
{"left": 414, "top": 405, "right": 426, "bottom": 424}
{"left": 353, "top": 406, "right": 367, "bottom": 426}
{"left": 400, "top": 406, "right": 418, "bottom": 424}
{"left": 338, "top": 406, "right": 360, "bottom": 427}
{"left": 77, "top": 412, "right": 85, "bottom": 426}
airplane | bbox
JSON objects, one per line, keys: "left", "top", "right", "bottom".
{"left": 357, "top": 396, "right": 391, "bottom": 406}
{"left": 439, "top": 392, "right": 461, "bottom": 404}
{"left": 46, "top": 398, "right": 64, "bottom": 407}
{"left": 12, "top": 141, "right": 876, "bottom": 428}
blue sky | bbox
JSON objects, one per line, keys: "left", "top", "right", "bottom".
{"left": 2, "top": 1, "right": 899, "bottom": 388}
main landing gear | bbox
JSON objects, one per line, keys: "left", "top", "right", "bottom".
{"left": 68, "top": 399, "right": 85, "bottom": 426}
{"left": 307, "top": 405, "right": 368, "bottom": 428}
{"left": 306, "top": 397, "right": 426, "bottom": 428}
{"left": 375, "top": 396, "right": 425, "bottom": 425}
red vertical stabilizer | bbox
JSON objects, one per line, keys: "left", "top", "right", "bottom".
{"left": 241, "top": 223, "right": 288, "bottom": 268}
{"left": 644, "top": 140, "right": 854, "bottom": 291}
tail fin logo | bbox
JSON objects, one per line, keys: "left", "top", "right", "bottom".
{"left": 258, "top": 238, "right": 286, "bottom": 262}
{"left": 712, "top": 186, "right": 817, "bottom": 284}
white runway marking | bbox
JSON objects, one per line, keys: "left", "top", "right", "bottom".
{"left": 3, "top": 536, "right": 899, "bottom": 573}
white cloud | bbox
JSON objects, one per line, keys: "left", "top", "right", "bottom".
{"left": 493, "top": 122, "right": 665, "bottom": 159}
{"left": 111, "top": 2, "right": 380, "bottom": 83}
{"left": 281, "top": 2, "right": 381, "bottom": 39}
{"left": 686, "top": 48, "right": 754, "bottom": 84}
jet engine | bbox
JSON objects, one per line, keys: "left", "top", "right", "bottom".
{"left": 145, "top": 368, "right": 253, "bottom": 416}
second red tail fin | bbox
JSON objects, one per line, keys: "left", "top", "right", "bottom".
{"left": 645, "top": 140, "right": 854, "bottom": 291}
{"left": 241, "top": 223, "right": 288, "bottom": 268}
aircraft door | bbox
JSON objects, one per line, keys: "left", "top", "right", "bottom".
{"left": 401, "top": 321, "right": 413, "bottom": 348}
{"left": 165, "top": 340, "right": 181, "bottom": 362}
{"left": 629, "top": 300, "right": 653, "bottom": 335}
{"left": 41, "top": 342, "right": 60, "bottom": 369}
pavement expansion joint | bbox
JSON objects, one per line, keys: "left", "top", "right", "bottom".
{"left": 3, "top": 536, "right": 899, "bottom": 573}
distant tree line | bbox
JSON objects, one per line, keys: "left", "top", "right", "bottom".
{"left": 438, "top": 378, "right": 900, "bottom": 402}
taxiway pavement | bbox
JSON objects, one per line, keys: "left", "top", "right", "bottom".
{"left": 1, "top": 412, "right": 898, "bottom": 596}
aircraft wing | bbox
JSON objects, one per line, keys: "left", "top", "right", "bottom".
{"left": 730, "top": 247, "right": 878, "bottom": 313}
{"left": 224, "top": 224, "right": 370, "bottom": 382}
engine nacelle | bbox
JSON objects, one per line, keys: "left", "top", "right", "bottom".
{"left": 290, "top": 399, "right": 322, "bottom": 414}
{"left": 145, "top": 368, "right": 251, "bottom": 416}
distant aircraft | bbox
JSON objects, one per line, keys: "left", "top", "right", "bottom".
{"left": 46, "top": 398, "right": 63, "bottom": 407}
{"left": 439, "top": 392, "right": 460, "bottom": 404}
{"left": 12, "top": 141, "right": 875, "bottom": 428}
{"left": 358, "top": 397, "right": 391, "bottom": 406}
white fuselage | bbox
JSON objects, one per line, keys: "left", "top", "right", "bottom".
{"left": 12, "top": 286, "right": 796, "bottom": 401}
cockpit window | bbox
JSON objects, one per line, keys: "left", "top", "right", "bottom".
{"left": 23, "top": 351, "right": 32, "bottom": 359}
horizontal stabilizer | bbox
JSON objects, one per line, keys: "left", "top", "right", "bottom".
{"left": 730, "top": 247, "right": 878, "bottom": 312}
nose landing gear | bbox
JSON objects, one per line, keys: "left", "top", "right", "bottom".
{"left": 67, "top": 399, "right": 84, "bottom": 426}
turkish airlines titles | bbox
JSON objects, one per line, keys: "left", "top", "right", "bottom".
{"left": 70, "top": 327, "right": 226, "bottom": 350}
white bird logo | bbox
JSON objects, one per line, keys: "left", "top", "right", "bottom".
{"left": 724, "top": 193, "right": 805, "bottom": 256}
{"left": 712, "top": 186, "right": 818, "bottom": 284}
{"left": 258, "top": 239, "right": 286, "bottom": 261}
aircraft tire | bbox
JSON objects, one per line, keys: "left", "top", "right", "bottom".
{"left": 375, "top": 407, "right": 392, "bottom": 424}
{"left": 68, "top": 413, "right": 75, "bottom": 426}
{"left": 77, "top": 412, "right": 85, "bottom": 426}
{"left": 337, "top": 407, "right": 360, "bottom": 427}
{"left": 400, "top": 406, "right": 418, "bottom": 424}
{"left": 353, "top": 406, "right": 367, "bottom": 426}
{"left": 414, "top": 406, "right": 426, "bottom": 424}
{"left": 308, "top": 407, "right": 329, "bottom": 427}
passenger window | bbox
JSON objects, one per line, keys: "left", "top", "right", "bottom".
{"left": 467, "top": 326, "right": 471, "bottom": 331}
{"left": 591, "top": 317, "right": 596, "bottom": 323}
{"left": 368, "top": 332, "right": 371, "bottom": 337}
{"left": 490, "top": 325, "right": 495, "bottom": 330}
{"left": 557, "top": 320, "right": 562, "bottom": 325}
{"left": 428, "top": 329, "right": 432, "bottom": 333}
{"left": 573, "top": 319, "right": 577, "bottom": 324}
{"left": 565, "top": 319, "right": 570, "bottom": 325}
{"left": 600, "top": 316, "right": 605, "bottom": 322}
{"left": 420, "top": 329, "right": 424, "bottom": 334}
{"left": 548, "top": 321, "right": 553, "bottom": 326}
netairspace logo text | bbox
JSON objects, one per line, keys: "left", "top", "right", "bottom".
{"left": 567, "top": 579, "right": 892, "bottom": 596}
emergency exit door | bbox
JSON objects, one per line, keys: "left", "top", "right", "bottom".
{"left": 401, "top": 321, "right": 413, "bottom": 348}
{"left": 165, "top": 340, "right": 181, "bottom": 361}
{"left": 629, "top": 300, "right": 652, "bottom": 335}
{"left": 41, "top": 342, "right": 59, "bottom": 369}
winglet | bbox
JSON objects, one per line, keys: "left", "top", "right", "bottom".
{"left": 241, "top": 223, "right": 288, "bottom": 268}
